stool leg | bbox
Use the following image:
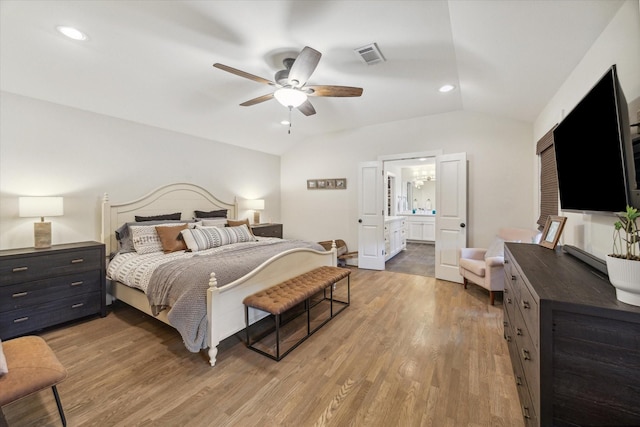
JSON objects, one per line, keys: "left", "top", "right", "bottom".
{"left": 52, "top": 386, "right": 66, "bottom": 427}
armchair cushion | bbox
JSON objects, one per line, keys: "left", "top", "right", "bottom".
{"left": 459, "top": 258, "right": 486, "bottom": 277}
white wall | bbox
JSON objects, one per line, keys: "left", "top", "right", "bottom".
{"left": 281, "top": 109, "right": 534, "bottom": 252}
{"left": 533, "top": 0, "right": 640, "bottom": 260}
{"left": 0, "top": 92, "right": 281, "bottom": 250}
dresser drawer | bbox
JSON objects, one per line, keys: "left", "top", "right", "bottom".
{"left": 0, "top": 247, "right": 102, "bottom": 286}
{"left": 0, "top": 270, "right": 102, "bottom": 311}
{"left": 0, "top": 291, "right": 101, "bottom": 339}
{"left": 514, "top": 307, "right": 539, "bottom": 414}
{"left": 517, "top": 279, "right": 539, "bottom": 348}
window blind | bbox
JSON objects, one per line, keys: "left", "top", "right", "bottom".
{"left": 536, "top": 125, "right": 558, "bottom": 229}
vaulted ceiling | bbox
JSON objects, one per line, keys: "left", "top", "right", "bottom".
{"left": 0, "top": 0, "right": 624, "bottom": 155}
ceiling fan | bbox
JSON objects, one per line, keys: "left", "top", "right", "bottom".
{"left": 213, "top": 46, "right": 363, "bottom": 117}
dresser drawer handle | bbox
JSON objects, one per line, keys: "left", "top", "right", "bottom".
{"left": 522, "top": 405, "right": 531, "bottom": 419}
{"left": 506, "top": 297, "right": 512, "bottom": 304}
{"left": 71, "top": 258, "right": 84, "bottom": 264}
{"left": 522, "top": 348, "right": 531, "bottom": 360}
{"left": 511, "top": 275, "right": 516, "bottom": 281}
{"left": 71, "top": 303, "right": 84, "bottom": 309}
{"left": 521, "top": 300, "right": 530, "bottom": 309}
{"left": 516, "top": 328, "right": 523, "bottom": 336}
{"left": 12, "top": 291, "right": 28, "bottom": 298}
{"left": 13, "top": 316, "right": 29, "bottom": 323}
{"left": 70, "top": 281, "right": 84, "bottom": 286}
{"left": 505, "top": 335, "right": 512, "bottom": 342}
{"left": 12, "top": 266, "right": 28, "bottom": 272}
{"left": 515, "top": 375, "right": 523, "bottom": 386}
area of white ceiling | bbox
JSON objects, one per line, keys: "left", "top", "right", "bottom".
{"left": 0, "top": 0, "right": 624, "bottom": 155}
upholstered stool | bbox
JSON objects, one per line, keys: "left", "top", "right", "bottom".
{"left": 0, "top": 336, "right": 68, "bottom": 426}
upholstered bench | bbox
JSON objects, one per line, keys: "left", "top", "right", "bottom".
{"left": 0, "top": 336, "right": 68, "bottom": 426}
{"left": 243, "top": 266, "right": 351, "bottom": 361}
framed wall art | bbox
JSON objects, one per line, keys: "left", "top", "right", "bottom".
{"left": 307, "top": 178, "right": 347, "bottom": 190}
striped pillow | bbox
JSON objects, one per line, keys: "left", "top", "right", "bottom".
{"left": 181, "top": 224, "right": 256, "bottom": 252}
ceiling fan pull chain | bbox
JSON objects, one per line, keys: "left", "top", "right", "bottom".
{"left": 288, "top": 106, "right": 292, "bottom": 135}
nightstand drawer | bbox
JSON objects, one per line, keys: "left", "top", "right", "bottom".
{"left": 0, "top": 291, "right": 102, "bottom": 339}
{"left": 0, "top": 247, "right": 102, "bottom": 286}
{"left": 0, "top": 270, "right": 102, "bottom": 311}
{"left": 251, "top": 223, "right": 283, "bottom": 238}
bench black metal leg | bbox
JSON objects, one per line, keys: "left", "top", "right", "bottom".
{"left": 275, "top": 314, "right": 281, "bottom": 360}
{"left": 52, "top": 385, "right": 66, "bottom": 427}
{"left": 245, "top": 305, "right": 250, "bottom": 345}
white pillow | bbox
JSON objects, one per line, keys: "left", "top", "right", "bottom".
{"left": 130, "top": 223, "right": 187, "bottom": 254}
{"left": 181, "top": 224, "right": 255, "bottom": 252}
{"left": 0, "top": 339, "right": 8, "bottom": 376}
{"left": 485, "top": 237, "right": 523, "bottom": 259}
{"left": 485, "top": 237, "right": 506, "bottom": 259}
{"left": 195, "top": 218, "right": 228, "bottom": 228}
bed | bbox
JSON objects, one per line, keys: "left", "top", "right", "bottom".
{"left": 101, "top": 183, "right": 336, "bottom": 366}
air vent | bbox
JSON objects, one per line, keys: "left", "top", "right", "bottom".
{"left": 354, "top": 43, "right": 385, "bottom": 65}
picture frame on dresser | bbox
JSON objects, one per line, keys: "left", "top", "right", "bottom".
{"left": 539, "top": 215, "right": 566, "bottom": 249}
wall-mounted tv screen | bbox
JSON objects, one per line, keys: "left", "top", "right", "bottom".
{"left": 553, "top": 65, "right": 639, "bottom": 214}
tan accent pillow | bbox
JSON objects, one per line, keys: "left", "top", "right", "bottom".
{"left": 227, "top": 219, "right": 254, "bottom": 236}
{"left": 155, "top": 224, "right": 188, "bottom": 253}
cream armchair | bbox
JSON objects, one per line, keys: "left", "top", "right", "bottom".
{"left": 458, "top": 228, "right": 541, "bottom": 305}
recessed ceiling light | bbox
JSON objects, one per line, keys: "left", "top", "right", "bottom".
{"left": 439, "top": 84, "right": 455, "bottom": 93}
{"left": 56, "top": 26, "right": 88, "bottom": 41}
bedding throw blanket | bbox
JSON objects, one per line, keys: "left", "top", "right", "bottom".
{"left": 147, "top": 240, "right": 325, "bottom": 352}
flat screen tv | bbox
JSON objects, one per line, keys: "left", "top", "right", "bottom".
{"left": 553, "top": 64, "right": 639, "bottom": 214}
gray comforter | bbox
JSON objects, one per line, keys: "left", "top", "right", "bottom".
{"left": 147, "top": 239, "right": 325, "bottom": 352}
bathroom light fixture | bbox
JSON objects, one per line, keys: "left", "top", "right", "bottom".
{"left": 439, "top": 84, "right": 455, "bottom": 93}
{"left": 56, "top": 26, "right": 88, "bottom": 41}
{"left": 19, "top": 196, "right": 64, "bottom": 248}
{"left": 274, "top": 88, "right": 307, "bottom": 108}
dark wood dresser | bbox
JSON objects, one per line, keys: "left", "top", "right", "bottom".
{"left": 0, "top": 241, "right": 106, "bottom": 340}
{"left": 503, "top": 242, "right": 640, "bottom": 426}
{"left": 251, "top": 223, "right": 283, "bottom": 238}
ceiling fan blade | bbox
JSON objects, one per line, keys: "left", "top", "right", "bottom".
{"left": 240, "top": 93, "right": 274, "bottom": 106}
{"left": 288, "top": 46, "right": 321, "bottom": 88}
{"left": 306, "top": 85, "right": 363, "bottom": 97}
{"left": 297, "top": 99, "right": 316, "bottom": 116}
{"left": 213, "top": 63, "right": 275, "bottom": 86}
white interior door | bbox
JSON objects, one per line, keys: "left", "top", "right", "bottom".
{"left": 358, "top": 161, "right": 385, "bottom": 270}
{"left": 435, "top": 152, "right": 467, "bottom": 282}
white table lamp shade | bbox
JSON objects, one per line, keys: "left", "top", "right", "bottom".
{"left": 19, "top": 197, "right": 64, "bottom": 218}
{"left": 239, "top": 199, "right": 265, "bottom": 211}
{"left": 239, "top": 199, "right": 265, "bottom": 224}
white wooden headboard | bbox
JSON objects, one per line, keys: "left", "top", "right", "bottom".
{"left": 101, "top": 183, "right": 237, "bottom": 254}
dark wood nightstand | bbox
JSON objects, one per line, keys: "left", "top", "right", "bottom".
{"left": 0, "top": 241, "right": 106, "bottom": 340}
{"left": 251, "top": 223, "right": 283, "bottom": 238}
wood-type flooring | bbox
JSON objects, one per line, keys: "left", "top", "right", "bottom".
{"left": 2, "top": 268, "right": 523, "bottom": 427}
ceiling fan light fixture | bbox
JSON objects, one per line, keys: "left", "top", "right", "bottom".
{"left": 274, "top": 88, "right": 307, "bottom": 108}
